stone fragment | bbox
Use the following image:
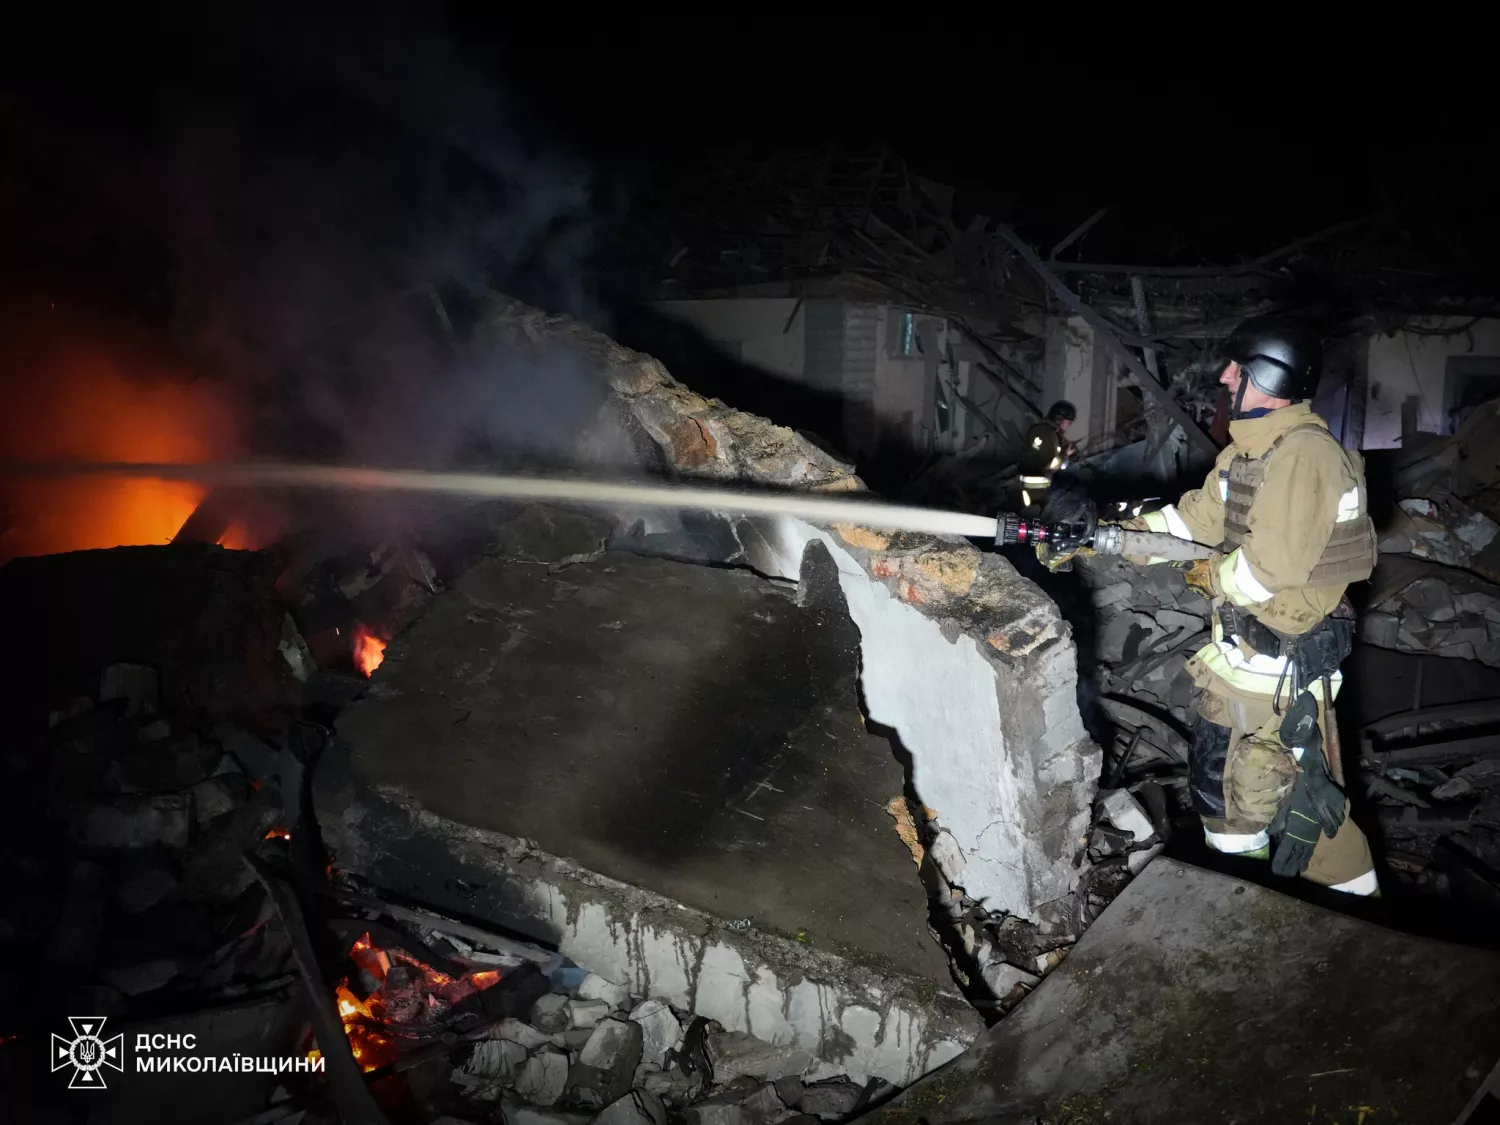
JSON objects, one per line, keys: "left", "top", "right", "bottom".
{"left": 575, "top": 971, "right": 632, "bottom": 1011}
{"left": 492, "top": 1018, "right": 566, "bottom": 1051}
{"left": 190, "top": 774, "right": 249, "bottom": 824}
{"left": 798, "top": 1079, "right": 863, "bottom": 1120}
{"left": 1361, "top": 611, "right": 1400, "bottom": 649}
{"left": 571, "top": 1017, "right": 642, "bottom": 1106}
{"left": 568, "top": 998, "right": 612, "bottom": 1029}
{"left": 211, "top": 723, "right": 280, "bottom": 784}
{"left": 515, "top": 1046, "right": 571, "bottom": 1106}
{"left": 637, "top": 1061, "right": 703, "bottom": 1106}
{"left": 100, "top": 663, "right": 159, "bottom": 717}
{"left": 1432, "top": 777, "right": 1475, "bottom": 801}
{"left": 532, "top": 991, "right": 571, "bottom": 1033}
{"left": 180, "top": 787, "right": 281, "bottom": 902}
{"left": 497, "top": 1104, "right": 592, "bottom": 1125}
{"left": 981, "top": 960, "right": 1040, "bottom": 1001}
{"left": 453, "top": 1037, "right": 527, "bottom": 1088}
{"left": 685, "top": 1083, "right": 793, "bottom": 1125}
{"left": 628, "top": 998, "right": 682, "bottom": 1067}
{"left": 705, "top": 1030, "right": 812, "bottom": 1083}
{"left": 1098, "top": 789, "right": 1155, "bottom": 843}
{"left": 594, "top": 1088, "right": 668, "bottom": 1125}
{"left": 107, "top": 732, "right": 220, "bottom": 793}
{"left": 67, "top": 794, "right": 192, "bottom": 849}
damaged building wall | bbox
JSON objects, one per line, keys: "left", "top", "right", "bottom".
{"left": 653, "top": 297, "right": 809, "bottom": 378}
{"left": 1363, "top": 317, "right": 1500, "bottom": 448}
{"left": 1042, "top": 315, "right": 1114, "bottom": 454}
{"left": 476, "top": 298, "right": 1100, "bottom": 920}
{"left": 654, "top": 295, "right": 995, "bottom": 466}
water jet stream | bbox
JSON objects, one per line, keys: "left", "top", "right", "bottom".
{"left": 4, "top": 461, "right": 1002, "bottom": 541}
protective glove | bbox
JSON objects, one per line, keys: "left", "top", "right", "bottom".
{"left": 1181, "top": 554, "right": 1222, "bottom": 599}
{"left": 1269, "top": 691, "right": 1346, "bottom": 877}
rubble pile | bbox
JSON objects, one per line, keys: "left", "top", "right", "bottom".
{"left": 1355, "top": 701, "right": 1500, "bottom": 908}
{"left": 436, "top": 967, "right": 886, "bottom": 1125}
{"left": 1364, "top": 400, "right": 1500, "bottom": 668}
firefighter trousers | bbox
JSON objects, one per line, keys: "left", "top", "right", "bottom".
{"left": 1191, "top": 687, "right": 1378, "bottom": 895}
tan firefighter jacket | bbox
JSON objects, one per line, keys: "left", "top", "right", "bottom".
{"left": 1130, "top": 402, "right": 1377, "bottom": 702}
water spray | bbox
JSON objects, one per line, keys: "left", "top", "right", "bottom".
{"left": 3, "top": 461, "right": 1214, "bottom": 560}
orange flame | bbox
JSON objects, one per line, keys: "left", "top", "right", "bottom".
{"left": 319, "top": 931, "right": 504, "bottom": 1073}
{"left": 264, "top": 827, "right": 292, "bottom": 841}
{"left": 352, "top": 625, "right": 387, "bottom": 677}
{"left": 0, "top": 350, "right": 237, "bottom": 561}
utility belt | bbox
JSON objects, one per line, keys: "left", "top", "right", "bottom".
{"left": 1218, "top": 597, "right": 1357, "bottom": 712}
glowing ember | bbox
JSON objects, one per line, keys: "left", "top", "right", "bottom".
{"left": 352, "top": 625, "right": 386, "bottom": 677}
{"left": 264, "top": 827, "right": 291, "bottom": 841}
{"left": 315, "top": 931, "right": 504, "bottom": 1073}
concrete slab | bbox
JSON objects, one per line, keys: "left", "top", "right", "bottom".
{"left": 336, "top": 548, "right": 951, "bottom": 986}
{"left": 872, "top": 857, "right": 1500, "bottom": 1125}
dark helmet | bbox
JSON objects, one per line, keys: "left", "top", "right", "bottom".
{"left": 1046, "top": 400, "right": 1078, "bottom": 424}
{"left": 1223, "top": 315, "right": 1323, "bottom": 401}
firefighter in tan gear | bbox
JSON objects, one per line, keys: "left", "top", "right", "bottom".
{"left": 1118, "top": 316, "right": 1380, "bottom": 894}
{"left": 1016, "top": 401, "right": 1078, "bottom": 514}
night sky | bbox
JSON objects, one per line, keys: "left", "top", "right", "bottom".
{"left": 1, "top": 4, "right": 1490, "bottom": 324}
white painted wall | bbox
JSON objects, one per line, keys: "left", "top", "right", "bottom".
{"left": 1363, "top": 317, "right": 1500, "bottom": 448}
{"left": 872, "top": 306, "right": 934, "bottom": 454}
{"left": 1043, "top": 315, "right": 1113, "bottom": 453}
{"left": 655, "top": 298, "right": 807, "bottom": 378}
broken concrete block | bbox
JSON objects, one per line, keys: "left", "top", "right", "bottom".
{"left": 1432, "top": 777, "right": 1474, "bottom": 801}
{"left": 628, "top": 998, "right": 682, "bottom": 1067}
{"left": 211, "top": 723, "right": 279, "bottom": 784}
{"left": 637, "top": 1061, "right": 704, "bottom": 1106}
{"left": 928, "top": 829, "right": 967, "bottom": 880}
{"left": 279, "top": 613, "right": 315, "bottom": 682}
{"left": 1099, "top": 789, "right": 1155, "bottom": 843}
{"left": 498, "top": 1099, "right": 592, "bottom": 1125}
{"left": 453, "top": 1037, "right": 527, "bottom": 1088}
{"left": 685, "top": 1083, "right": 793, "bottom": 1125}
{"left": 595, "top": 1088, "right": 668, "bottom": 1125}
{"left": 568, "top": 997, "right": 612, "bottom": 1029}
{"left": 515, "top": 1046, "right": 571, "bottom": 1106}
{"left": 180, "top": 786, "right": 281, "bottom": 901}
{"left": 189, "top": 774, "right": 248, "bottom": 824}
{"left": 572, "top": 1017, "right": 643, "bottom": 1106}
{"left": 107, "top": 733, "right": 219, "bottom": 794}
{"left": 798, "top": 1079, "right": 863, "bottom": 1120}
{"left": 67, "top": 794, "right": 192, "bottom": 849}
{"left": 101, "top": 663, "right": 159, "bottom": 717}
{"left": 575, "top": 971, "right": 632, "bottom": 1011}
{"left": 102, "top": 958, "right": 181, "bottom": 996}
{"left": 492, "top": 1018, "right": 566, "bottom": 1052}
{"left": 532, "top": 991, "right": 571, "bottom": 1033}
{"left": 706, "top": 1030, "right": 813, "bottom": 1083}
{"left": 981, "top": 960, "right": 1040, "bottom": 1001}
{"left": 1361, "top": 611, "right": 1400, "bottom": 649}
{"left": 116, "top": 854, "right": 178, "bottom": 914}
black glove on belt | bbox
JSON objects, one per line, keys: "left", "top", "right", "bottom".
{"left": 1269, "top": 690, "right": 1346, "bottom": 877}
